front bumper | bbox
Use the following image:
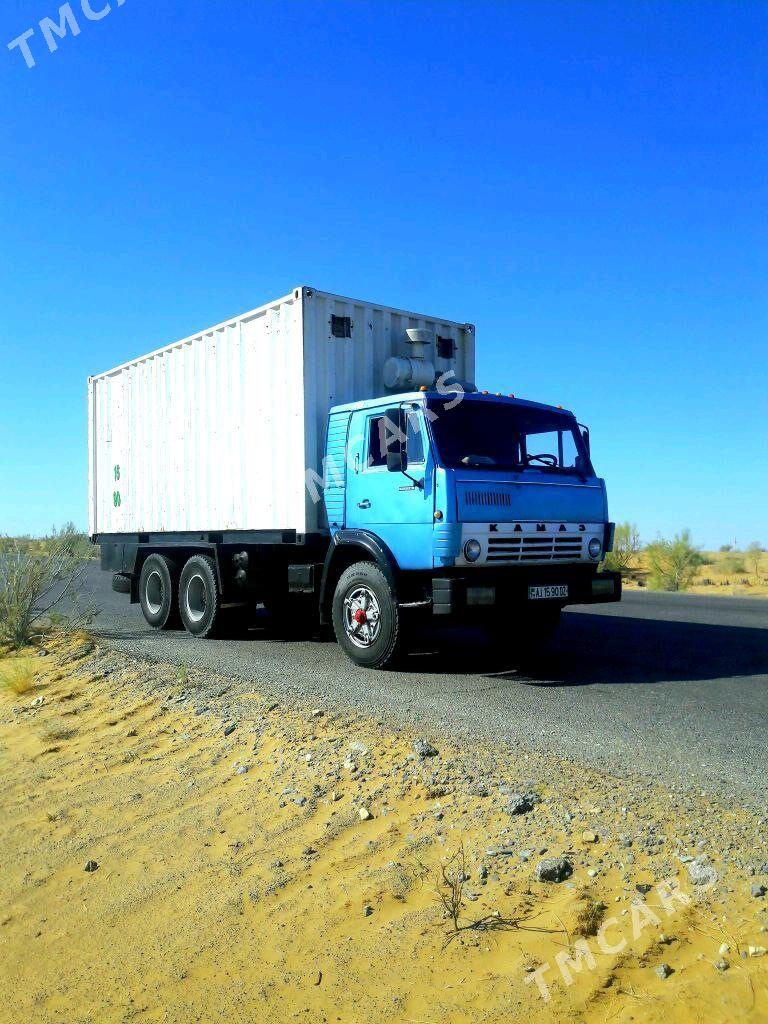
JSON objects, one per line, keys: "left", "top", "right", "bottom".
{"left": 430, "top": 568, "right": 622, "bottom": 615}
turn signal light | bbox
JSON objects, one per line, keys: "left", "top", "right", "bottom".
{"left": 434, "top": 510, "right": 443, "bottom": 521}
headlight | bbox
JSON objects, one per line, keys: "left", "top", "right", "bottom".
{"left": 588, "top": 537, "right": 602, "bottom": 559}
{"left": 464, "top": 539, "right": 482, "bottom": 562}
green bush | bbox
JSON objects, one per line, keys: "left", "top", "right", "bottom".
{"left": 0, "top": 524, "right": 95, "bottom": 560}
{"left": 645, "top": 530, "right": 704, "bottom": 592}
{"left": 603, "top": 522, "right": 641, "bottom": 575}
{"left": 745, "top": 541, "right": 765, "bottom": 581}
{"left": 56, "top": 521, "right": 95, "bottom": 559}
{"left": 720, "top": 554, "right": 746, "bottom": 575}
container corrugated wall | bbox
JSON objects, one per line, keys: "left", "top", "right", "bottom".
{"left": 89, "top": 292, "right": 307, "bottom": 536}
{"left": 89, "top": 287, "right": 474, "bottom": 537}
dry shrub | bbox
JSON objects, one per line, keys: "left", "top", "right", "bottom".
{"left": 0, "top": 526, "right": 98, "bottom": 649}
{"left": 434, "top": 844, "right": 467, "bottom": 932}
{"left": 432, "top": 843, "right": 536, "bottom": 945}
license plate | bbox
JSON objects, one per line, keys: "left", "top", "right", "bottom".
{"left": 528, "top": 584, "right": 568, "bottom": 600}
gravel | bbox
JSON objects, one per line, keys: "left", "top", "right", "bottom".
{"left": 86, "top": 568, "right": 768, "bottom": 816}
{"left": 51, "top": 637, "right": 768, "bottom": 915}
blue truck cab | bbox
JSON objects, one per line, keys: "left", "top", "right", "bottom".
{"left": 321, "top": 388, "right": 620, "bottom": 667}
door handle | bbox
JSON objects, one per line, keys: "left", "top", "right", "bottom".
{"left": 357, "top": 499, "right": 371, "bottom": 509}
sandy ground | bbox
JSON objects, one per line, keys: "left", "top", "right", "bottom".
{"left": 1, "top": 638, "right": 766, "bottom": 1024}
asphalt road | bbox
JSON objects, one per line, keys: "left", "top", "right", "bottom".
{"left": 86, "top": 564, "right": 768, "bottom": 811}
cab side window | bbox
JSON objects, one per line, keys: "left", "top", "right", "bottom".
{"left": 365, "top": 408, "right": 426, "bottom": 469}
{"left": 405, "top": 410, "right": 425, "bottom": 464}
{"left": 366, "top": 416, "right": 388, "bottom": 468}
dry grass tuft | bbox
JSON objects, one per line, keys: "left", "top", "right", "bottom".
{"left": 574, "top": 893, "right": 607, "bottom": 937}
{"left": 0, "top": 658, "right": 36, "bottom": 696}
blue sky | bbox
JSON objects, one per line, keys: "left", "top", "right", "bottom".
{"left": 1, "top": 0, "right": 765, "bottom": 548}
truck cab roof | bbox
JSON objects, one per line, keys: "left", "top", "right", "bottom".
{"left": 330, "top": 390, "right": 575, "bottom": 419}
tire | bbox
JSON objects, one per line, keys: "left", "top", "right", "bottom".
{"left": 179, "top": 554, "right": 221, "bottom": 638}
{"left": 332, "top": 561, "right": 401, "bottom": 669}
{"left": 138, "top": 554, "right": 179, "bottom": 630}
{"left": 112, "top": 573, "right": 132, "bottom": 594}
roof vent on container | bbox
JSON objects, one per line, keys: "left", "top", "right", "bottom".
{"left": 384, "top": 328, "right": 437, "bottom": 391}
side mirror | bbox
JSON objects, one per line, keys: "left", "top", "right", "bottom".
{"left": 383, "top": 406, "right": 408, "bottom": 472}
{"left": 386, "top": 450, "right": 405, "bottom": 473}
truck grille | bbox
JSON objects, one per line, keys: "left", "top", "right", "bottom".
{"left": 486, "top": 534, "right": 583, "bottom": 562}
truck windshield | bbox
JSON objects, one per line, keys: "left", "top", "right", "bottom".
{"left": 426, "top": 397, "right": 593, "bottom": 475}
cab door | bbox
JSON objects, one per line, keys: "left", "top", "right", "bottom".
{"left": 345, "top": 403, "right": 434, "bottom": 570}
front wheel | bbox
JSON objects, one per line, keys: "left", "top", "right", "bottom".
{"left": 332, "top": 562, "right": 401, "bottom": 669}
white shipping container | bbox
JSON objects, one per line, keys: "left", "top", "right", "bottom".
{"left": 88, "top": 287, "right": 475, "bottom": 537}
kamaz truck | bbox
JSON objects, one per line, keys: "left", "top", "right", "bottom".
{"left": 89, "top": 287, "right": 620, "bottom": 668}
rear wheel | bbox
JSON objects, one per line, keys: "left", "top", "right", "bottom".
{"left": 139, "top": 554, "right": 179, "bottom": 630}
{"left": 179, "top": 555, "right": 221, "bottom": 638}
{"left": 332, "top": 562, "right": 401, "bottom": 669}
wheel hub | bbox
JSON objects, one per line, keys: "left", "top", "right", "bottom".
{"left": 343, "top": 585, "right": 382, "bottom": 649}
